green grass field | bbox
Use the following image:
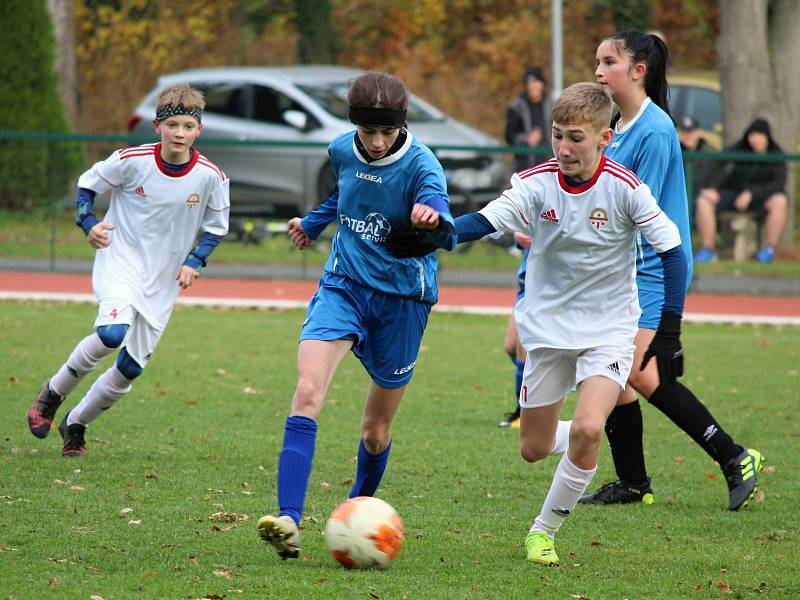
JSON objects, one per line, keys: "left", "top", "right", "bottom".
{"left": 2, "top": 301, "right": 798, "bottom": 599}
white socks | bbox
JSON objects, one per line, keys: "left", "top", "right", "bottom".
{"left": 531, "top": 454, "right": 596, "bottom": 537}
{"left": 551, "top": 419, "right": 571, "bottom": 455}
{"left": 50, "top": 333, "right": 114, "bottom": 398}
{"left": 68, "top": 365, "right": 133, "bottom": 427}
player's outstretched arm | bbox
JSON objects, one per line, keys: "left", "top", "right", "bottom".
{"left": 287, "top": 217, "right": 311, "bottom": 250}
{"left": 87, "top": 222, "right": 116, "bottom": 249}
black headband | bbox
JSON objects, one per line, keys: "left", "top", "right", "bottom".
{"left": 156, "top": 103, "right": 202, "bottom": 123}
{"left": 349, "top": 106, "right": 406, "bottom": 128}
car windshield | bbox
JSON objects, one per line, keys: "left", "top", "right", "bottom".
{"left": 296, "top": 83, "right": 442, "bottom": 123}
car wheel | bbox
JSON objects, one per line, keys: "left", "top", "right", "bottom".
{"left": 313, "top": 161, "right": 336, "bottom": 211}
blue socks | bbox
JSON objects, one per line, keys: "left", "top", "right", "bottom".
{"left": 277, "top": 415, "right": 317, "bottom": 525}
{"left": 349, "top": 439, "right": 392, "bottom": 498}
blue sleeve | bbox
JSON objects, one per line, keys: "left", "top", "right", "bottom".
{"left": 183, "top": 232, "right": 225, "bottom": 269}
{"left": 454, "top": 213, "right": 496, "bottom": 243}
{"left": 658, "top": 245, "right": 687, "bottom": 317}
{"left": 76, "top": 187, "right": 99, "bottom": 236}
{"left": 300, "top": 190, "right": 339, "bottom": 240}
{"left": 422, "top": 194, "right": 457, "bottom": 251}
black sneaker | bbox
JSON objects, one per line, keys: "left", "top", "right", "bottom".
{"left": 722, "top": 448, "right": 764, "bottom": 511}
{"left": 578, "top": 478, "right": 654, "bottom": 505}
{"left": 27, "top": 381, "right": 64, "bottom": 439}
{"left": 58, "top": 411, "right": 86, "bottom": 457}
{"left": 499, "top": 407, "right": 520, "bottom": 428}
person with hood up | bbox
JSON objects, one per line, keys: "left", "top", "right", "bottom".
{"left": 694, "top": 117, "right": 788, "bottom": 263}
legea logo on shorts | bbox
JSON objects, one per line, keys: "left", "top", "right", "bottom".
{"left": 339, "top": 212, "right": 392, "bottom": 242}
{"left": 393, "top": 360, "right": 416, "bottom": 375}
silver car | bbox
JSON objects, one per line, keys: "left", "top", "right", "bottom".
{"left": 128, "top": 65, "right": 508, "bottom": 216}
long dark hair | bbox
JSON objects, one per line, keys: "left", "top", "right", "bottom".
{"left": 605, "top": 30, "right": 672, "bottom": 120}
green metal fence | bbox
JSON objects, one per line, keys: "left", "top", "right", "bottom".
{"left": 0, "top": 130, "right": 797, "bottom": 271}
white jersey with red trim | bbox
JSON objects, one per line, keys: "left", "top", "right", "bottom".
{"left": 77, "top": 143, "right": 230, "bottom": 329}
{"left": 480, "top": 156, "right": 680, "bottom": 351}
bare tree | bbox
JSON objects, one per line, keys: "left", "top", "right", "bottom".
{"left": 47, "top": 0, "right": 77, "bottom": 126}
{"left": 718, "top": 0, "right": 800, "bottom": 242}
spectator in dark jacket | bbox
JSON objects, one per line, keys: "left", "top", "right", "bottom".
{"left": 678, "top": 116, "right": 715, "bottom": 194}
{"left": 505, "top": 66, "right": 552, "bottom": 172}
{"left": 694, "top": 117, "right": 788, "bottom": 263}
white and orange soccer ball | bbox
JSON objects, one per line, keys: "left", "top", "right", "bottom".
{"left": 324, "top": 496, "right": 405, "bottom": 569}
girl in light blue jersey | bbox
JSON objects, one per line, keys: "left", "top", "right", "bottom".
{"left": 256, "top": 70, "right": 457, "bottom": 560}
{"left": 579, "top": 30, "right": 763, "bottom": 512}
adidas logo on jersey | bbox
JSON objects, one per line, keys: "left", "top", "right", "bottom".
{"left": 134, "top": 185, "right": 146, "bottom": 196}
{"left": 606, "top": 361, "right": 620, "bottom": 376}
{"left": 540, "top": 208, "right": 559, "bottom": 223}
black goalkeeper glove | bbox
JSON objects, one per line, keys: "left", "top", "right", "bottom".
{"left": 640, "top": 312, "right": 684, "bottom": 383}
{"left": 385, "top": 228, "right": 437, "bottom": 258}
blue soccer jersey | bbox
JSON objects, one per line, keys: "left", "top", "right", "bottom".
{"left": 605, "top": 98, "right": 693, "bottom": 292}
{"left": 302, "top": 130, "right": 455, "bottom": 304}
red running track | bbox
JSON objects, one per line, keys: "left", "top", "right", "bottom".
{"left": 1, "top": 270, "right": 799, "bottom": 318}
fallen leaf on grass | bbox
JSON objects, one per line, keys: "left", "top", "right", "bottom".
{"left": 210, "top": 512, "right": 250, "bottom": 522}
{"left": 120, "top": 507, "right": 134, "bottom": 514}
{"left": 242, "top": 386, "right": 259, "bottom": 395}
{"left": 718, "top": 581, "right": 731, "bottom": 593}
{"left": 590, "top": 540, "right": 602, "bottom": 546}
{"left": 213, "top": 569, "right": 233, "bottom": 578}
{"left": 48, "top": 576, "right": 60, "bottom": 586}
{"left": 703, "top": 472, "right": 718, "bottom": 481}
{"left": 674, "top": 456, "right": 684, "bottom": 465}
{"left": 48, "top": 557, "right": 68, "bottom": 563}
{"left": 128, "top": 519, "right": 142, "bottom": 525}
{"left": 313, "top": 578, "right": 326, "bottom": 584}
{"left": 763, "top": 465, "right": 776, "bottom": 474}
{"left": 90, "top": 595, "right": 106, "bottom": 600}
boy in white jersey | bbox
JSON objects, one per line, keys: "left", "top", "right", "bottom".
{"left": 444, "top": 82, "right": 688, "bottom": 566}
{"left": 27, "top": 84, "right": 230, "bottom": 456}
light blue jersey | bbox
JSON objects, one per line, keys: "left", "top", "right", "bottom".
{"left": 605, "top": 98, "right": 693, "bottom": 293}
{"left": 302, "top": 131, "right": 455, "bottom": 305}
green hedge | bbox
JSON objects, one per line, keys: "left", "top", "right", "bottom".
{"left": 0, "top": 0, "right": 81, "bottom": 211}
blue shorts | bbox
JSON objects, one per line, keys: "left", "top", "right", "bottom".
{"left": 300, "top": 273, "right": 431, "bottom": 388}
{"left": 638, "top": 287, "right": 664, "bottom": 329}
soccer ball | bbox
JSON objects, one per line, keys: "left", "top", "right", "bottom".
{"left": 324, "top": 496, "right": 405, "bottom": 569}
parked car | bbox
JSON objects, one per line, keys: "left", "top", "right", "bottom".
{"left": 129, "top": 66, "right": 508, "bottom": 217}
{"left": 668, "top": 76, "right": 722, "bottom": 148}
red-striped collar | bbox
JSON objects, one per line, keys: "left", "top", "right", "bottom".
{"left": 557, "top": 154, "right": 606, "bottom": 193}
{"left": 154, "top": 143, "right": 199, "bottom": 177}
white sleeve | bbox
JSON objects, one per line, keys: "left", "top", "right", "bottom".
{"left": 202, "top": 177, "right": 230, "bottom": 237}
{"left": 76, "top": 150, "right": 125, "bottom": 195}
{"left": 629, "top": 183, "right": 681, "bottom": 253}
{"left": 478, "top": 173, "right": 535, "bottom": 234}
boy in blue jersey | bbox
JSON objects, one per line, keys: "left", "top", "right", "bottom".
{"left": 256, "top": 70, "right": 457, "bottom": 560}
{"left": 579, "top": 30, "right": 763, "bottom": 512}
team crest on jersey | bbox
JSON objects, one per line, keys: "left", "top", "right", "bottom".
{"left": 186, "top": 193, "right": 200, "bottom": 208}
{"left": 589, "top": 208, "right": 609, "bottom": 230}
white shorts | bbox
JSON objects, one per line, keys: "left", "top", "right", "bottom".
{"left": 519, "top": 345, "right": 634, "bottom": 409}
{"left": 94, "top": 298, "right": 164, "bottom": 368}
